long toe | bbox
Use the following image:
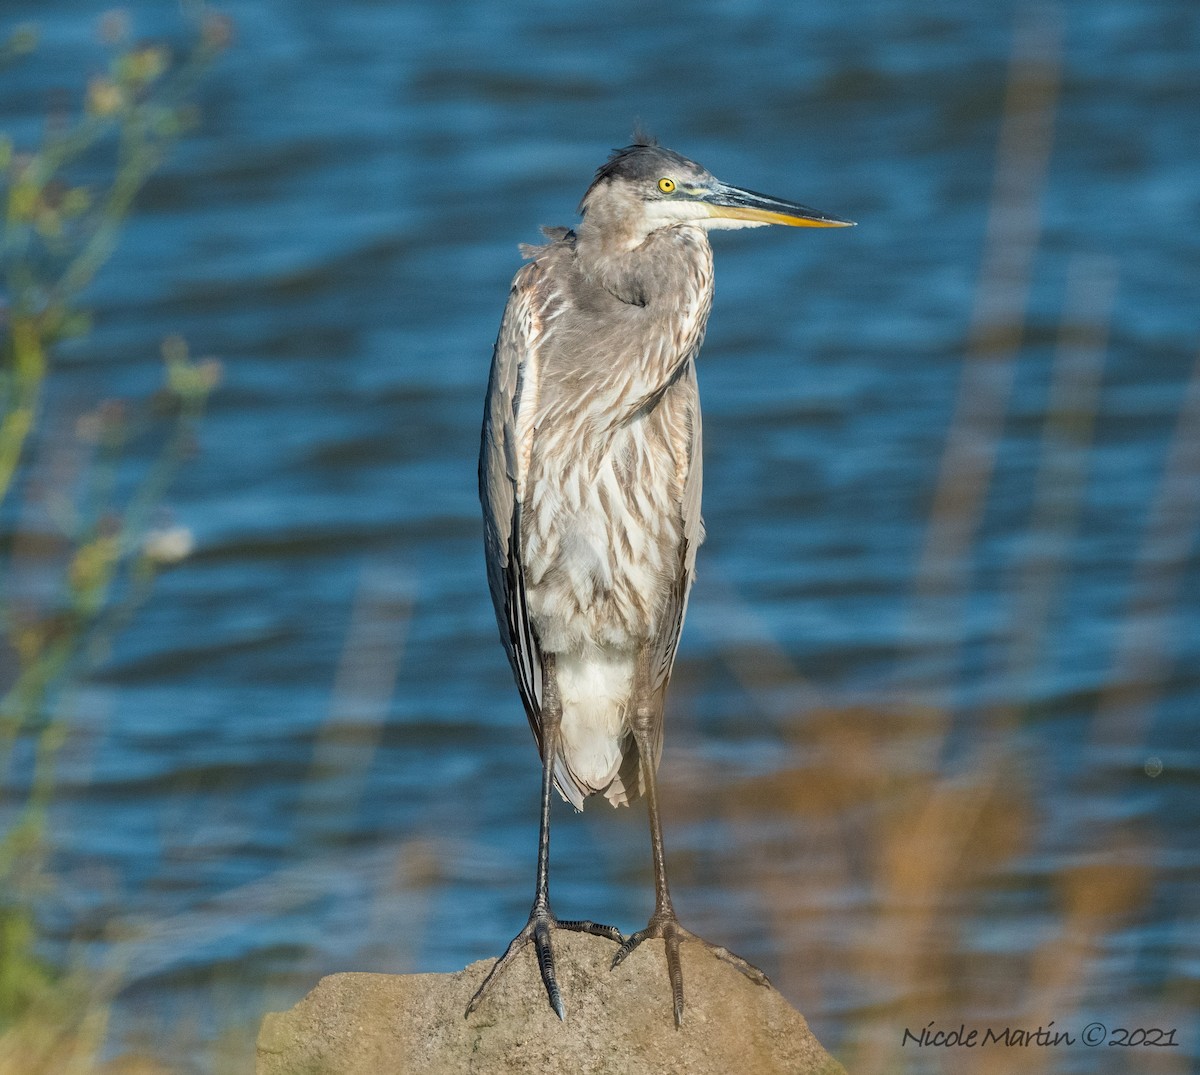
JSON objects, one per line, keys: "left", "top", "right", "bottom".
{"left": 557, "top": 918, "right": 624, "bottom": 944}
{"left": 465, "top": 907, "right": 622, "bottom": 1021}
{"left": 466, "top": 907, "right": 562, "bottom": 1020}
{"left": 611, "top": 911, "right": 770, "bottom": 1028}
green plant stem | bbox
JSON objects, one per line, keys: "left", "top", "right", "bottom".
{"left": 0, "top": 316, "right": 45, "bottom": 506}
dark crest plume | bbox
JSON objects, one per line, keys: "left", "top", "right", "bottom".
{"left": 580, "top": 131, "right": 704, "bottom": 212}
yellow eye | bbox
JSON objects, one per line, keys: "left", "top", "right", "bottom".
{"left": 658, "top": 177, "right": 676, "bottom": 193}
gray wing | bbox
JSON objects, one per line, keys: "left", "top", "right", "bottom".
{"left": 479, "top": 260, "right": 547, "bottom": 751}
{"left": 652, "top": 358, "right": 704, "bottom": 693}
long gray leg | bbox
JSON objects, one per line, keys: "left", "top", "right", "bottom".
{"left": 611, "top": 649, "right": 770, "bottom": 1028}
{"left": 466, "top": 653, "right": 622, "bottom": 1020}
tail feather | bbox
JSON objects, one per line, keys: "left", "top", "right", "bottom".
{"left": 553, "top": 731, "right": 645, "bottom": 809}
{"left": 552, "top": 648, "right": 634, "bottom": 808}
{"left": 598, "top": 732, "right": 643, "bottom": 807}
{"left": 552, "top": 755, "right": 587, "bottom": 811}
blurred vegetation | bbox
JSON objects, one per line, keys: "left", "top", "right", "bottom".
{"left": 0, "top": 13, "right": 229, "bottom": 1072}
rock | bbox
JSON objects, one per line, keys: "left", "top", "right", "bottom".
{"left": 256, "top": 930, "right": 845, "bottom": 1075}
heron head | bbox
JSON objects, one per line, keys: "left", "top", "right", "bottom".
{"left": 579, "top": 139, "right": 854, "bottom": 247}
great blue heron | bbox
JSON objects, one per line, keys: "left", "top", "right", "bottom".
{"left": 470, "top": 138, "right": 853, "bottom": 1028}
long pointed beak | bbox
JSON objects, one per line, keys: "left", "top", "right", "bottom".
{"left": 701, "top": 182, "right": 855, "bottom": 228}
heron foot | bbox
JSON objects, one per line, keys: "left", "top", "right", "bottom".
{"left": 465, "top": 905, "right": 623, "bottom": 1021}
{"left": 611, "top": 909, "right": 770, "bottom": 1028}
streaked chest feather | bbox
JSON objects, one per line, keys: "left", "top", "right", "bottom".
{"left": 512, "top": 225, "right": 710, "bottom": 655}
{"left": 522, "top": 395, "right": 690, "bottom": 653}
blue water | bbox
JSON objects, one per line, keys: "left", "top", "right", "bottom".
{"left": 3, "top": 1, "right": 1198, "bottom": 1071}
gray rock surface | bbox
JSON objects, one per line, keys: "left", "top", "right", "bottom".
{"left": 256, "top": 930, "right": 845, "bottom": 1074}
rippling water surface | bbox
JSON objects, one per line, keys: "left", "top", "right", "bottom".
{"left": 5, "top": 0, "right": 1199, "bottom": 1070}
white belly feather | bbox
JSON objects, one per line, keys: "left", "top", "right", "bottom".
{"left": 523, "top": 429, "right": 682, "bottom": 806}
{"left": 555, "top": 647, "right": 635, "bottom": 803}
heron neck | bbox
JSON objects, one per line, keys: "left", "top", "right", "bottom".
{"left": 575, "top": 215, "right": 710, "bottom": 309}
